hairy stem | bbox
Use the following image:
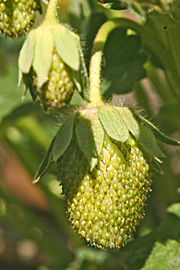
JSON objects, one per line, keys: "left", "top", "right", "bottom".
{"left": 88, "top": 18, "right": 142, "bottom": 106}
{"left": 45, "top": 0, "right": 59, "bottom": 22}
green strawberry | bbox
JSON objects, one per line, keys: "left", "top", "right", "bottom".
{"left": 0, "top": 0, "right": 40, "bottom": 38}
{"left": 36, "top": 105, "right": 180, "bottom": 249}
{"left": 57, "top": 108, "right": 152, "bottom": 249}
{"left": 18, "top": 8, "right": 81, "bottom": 111}
{"left": 33, "top": 50, "right": 75, "bottom": 109}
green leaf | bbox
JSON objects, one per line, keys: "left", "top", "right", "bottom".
{"left": 18, "top": 30, "right": 36, "bottom": 74}
{"left": 98, "top": 106, "right": 129, "bottom": 142}
{"left": 33, "top": 29, "right": 54, "bottom": 87}
{"left": 118, "top": 107, "right": 139, "bottom": 137}
{"left": 119, "top": 203, "right": 180, "bottom": 270}
{"left": 136, "top": 113, "right": 180, "bottom": 146}
{"left": 101, "top": 28, "right": 147, "bottom": 97}
{"left": 75, "top": 116, "right": 98, "bottom": 166}
{"left": 34, "top": 137, "right": 55, "bottom": 183}
{"left": 141, "top": 240, "right": 180, "bottom": 270}
{"left": 53, "top": 25, "right": 80, "bottom": 71}
{"left": 138, "top": 124, "right": 165, "bottom": 158}
{"left": 139, "top": 9, "right": 180, "bottom": 97}
{"left": 53, "top": 114, "right": 76, "bottom": 161}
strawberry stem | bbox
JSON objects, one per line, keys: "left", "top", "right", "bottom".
{"left": 88, "top": 18, "right": 143, "bottom": 106}
{"left": 45, "top": 0, "right": 59, "bottom": 23}
{"left": 89, "top": 20, "right": 118, "bottom": 106}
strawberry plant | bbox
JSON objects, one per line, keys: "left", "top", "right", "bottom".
{"left": 0, "top": 0, "right": 180, "bottom": 269}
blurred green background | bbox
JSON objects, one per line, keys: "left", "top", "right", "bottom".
{"left": 0, "top": 0, "right": 180, "bottom": 269}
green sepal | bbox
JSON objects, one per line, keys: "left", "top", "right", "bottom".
{"left": 135, "top": 113, "right": 180, "bottom": 146}
{"left": 138, "top": 124, "right": 165, "bottom": 159}
{"left": 75, "top": 115, "right": 98, "bottom": 168}
{"left": 90, "top": 112, "right": 105, "bottom": 159}
{"left": 98, "top": 106, "right": 129, "bottom": 142}
{"left": 33, "top": 137, "right": 55, "bottom": 183}
{"left": 18, "top": 31, "right": 36, "bottom": 74}
{"left": 53, "top": 25, "right": 80, "bottom": 71}
{"left": 22, "top": 70, "right": 38, "bottom": 102}
{"left": 33, "top": 29, "right": 54, "bottom": 87}
{"left": 117, "top": 107, "right": 139, "bottom": 137}
{"left": 53, "top": 114, "right": 76, "bottom": 161}
{"left": 78, "top": 42, "right": 89, "bottom": 101}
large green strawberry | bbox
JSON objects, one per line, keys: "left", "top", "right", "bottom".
{"left": 34, "top": 105, "right": 180, "bottom": 249}
{"left": 0, "top": 0, "right": 41, "bottom": 38}
{"left": 58, "top": 131, "right": 151, "bottom": 249}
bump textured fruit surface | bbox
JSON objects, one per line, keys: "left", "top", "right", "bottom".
{"left": 33, "top": 51, "right": 75, "bottom": 109}
{"left": 0, "top": 0, "right": 38, "bottom": 37}
{"left": 57, "top": 133, "right": 152, "bottom": 249}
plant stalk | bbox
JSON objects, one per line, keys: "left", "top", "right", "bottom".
{"left": 88, "top": 18, "right": 142, "bottom": 106}
{"left": 45, "top": 0, "right": 59, "bottom": 23}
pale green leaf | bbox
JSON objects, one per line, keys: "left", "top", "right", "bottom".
{"left": 18, "top": 30, "right": 36, "bottom": 74}
{"left": 53, "top": 25, "right": 80, "bottom": 71}
{"left": 118, "top": 107, "right": 139, "bottom": 137}
{"left": 138, "top": 124, "right": 165, "bottom": 158}
{"left": 98, "top": 106, "right": 129, "bottom": 142}
{"left": 141, "top": 240, "right": 180, "bottom": 270}
{"left": 53, "top": 115, "right": 76, "bottom": 161}
{"left": 33, "top": 30, "right": 54, "bottom": 87}
{"left": 75, "top": 116, "right": 97, "bottom": 166}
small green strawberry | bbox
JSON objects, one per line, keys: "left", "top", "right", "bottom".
{"left": 32, "top": 50, "right": 75, "bottom": 109}
{"left": 18, "top": 3, "right": 82, "bottom": 110}
{"left": 0, "top": 0, "right": 41, "bottom": 38}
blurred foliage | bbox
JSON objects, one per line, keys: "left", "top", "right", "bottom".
{"left": 0, "top": 0, "right": 180, "bottom": 269}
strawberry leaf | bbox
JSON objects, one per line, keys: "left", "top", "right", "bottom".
{"left": 34, "top": 137, "right": 55, "bottom": 183}
{"left": 138, "top": 124, "right": 165, "bottom": 159}
{"left": 135, "top": 113, "right": 180, "bottom": 146}
{"left": 98, "top": 106, "right": 129, "bottom": 142}
{"left": 117, "top": 107, "right": 139, "bottom": 138}
{"left": 53, "top": 114, "right": 76, "bottom": 161}
{"left": 101, "top": 28, "right": 147, "bottom": 97}
{"left": 141, "top": 240, "right": 180, "bottom": 270}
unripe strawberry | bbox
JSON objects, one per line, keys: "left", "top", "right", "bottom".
{"left": 58, "top": 132, "right": 151, "bottom": 249}
{"left": 0, "top": 0, "right": 40, "bottom": 38}
{"left": 18, "top": 11, "right": 81, "bottom": 111}
{"left": 33, "top": 50, "right": 75, "bottom": 109}
{"left": 35, "top": 105, "right": 179, "bottom": 249}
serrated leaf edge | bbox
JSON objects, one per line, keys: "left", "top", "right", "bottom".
{"left": 133, "top": 110, "right": 180, "bottom": 146}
